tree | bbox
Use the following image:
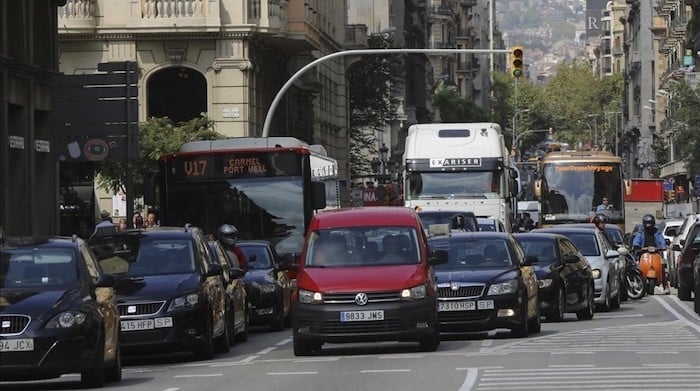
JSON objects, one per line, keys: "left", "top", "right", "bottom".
{"left": 431, "top": 85, "right": 490, "bottom": 123}
{"left": 667, "top": 80, "right": 700, "bottom": 176}
{"left": 347, "top": 34, "right": 404, "bottom": 179}
{"left": 96, "top": 115, "right": 223, "bottom": 196}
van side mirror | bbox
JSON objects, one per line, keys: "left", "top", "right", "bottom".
{"left": 311, "top": 182, "right": 327, "bottom": 210}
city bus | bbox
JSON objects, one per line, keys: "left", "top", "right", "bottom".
{"left": 403, "top": 122, "right": 519, "bottom": 230}
{"left": 534, "top": 150, "right": 631, "bottom": 231}
{"left": 145, "top": 137, "right": 340, "bottom": 257}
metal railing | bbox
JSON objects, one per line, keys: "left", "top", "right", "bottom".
{"left": 58, "top": 0, "right": 96, "bottom": 19}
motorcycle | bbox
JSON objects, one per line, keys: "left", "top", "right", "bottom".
{"left": 618, "top": 247, "right": 645, "bottom": 300}
{"left": 637, "top": 246, "right": 666, "bottom": 295}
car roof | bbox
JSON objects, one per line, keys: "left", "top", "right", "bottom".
{"left": 1, "top": 235, "right": 82, "bottom": 249}
{"left": 419, "top": 210, "right": 476, "bottom": 217}
{"left": 89, "top": 226, "right": 202, "bottom": 242}
{"left": 532, "top": 227, "right": 597, "bottom": 235}
{"left": 236, "top": 240, "right": 273, "bottom": 247}
{"left": 428, "top": 232, "right": 510, "bottom": 241}
{"left": 477, "top": 218, "right": 496, "bottom": 223}
{"left": 555, "top": 223, "right": 622, "bottom": 232}
{"left": 313, "top": 207, "right": 419, "bottom": 228}
{"left": 513, "top": 232, "right": 564, "bottom": 241}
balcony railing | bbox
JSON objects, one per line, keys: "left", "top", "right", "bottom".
{"left": 58, "top": 0, "right": 97, "bottom": 30}
{"left": 246, "top": 0, "right": 287, "bottom": 29}
{"left": 459, "top": 0, "right": 477, "bottom": 6}
{"left": 687, "top": 72, "right": 699, "bottom": 90}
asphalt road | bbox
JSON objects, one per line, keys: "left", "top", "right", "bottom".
{"left": 3, "top": 292, "right": 699, "bottom": 391}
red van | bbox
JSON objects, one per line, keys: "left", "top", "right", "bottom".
{"left": 291, "top": 207, "right": 446, "bottom": 356}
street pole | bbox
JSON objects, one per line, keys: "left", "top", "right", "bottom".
{"left": 261, "top": 48, "right": 511, "bottom": 138}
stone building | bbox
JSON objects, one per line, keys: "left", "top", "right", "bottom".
{"left": 1, "top": 0, "right": 61, "bottom": 236}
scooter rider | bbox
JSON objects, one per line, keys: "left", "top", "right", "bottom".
{"left": 632, "top": 214, "right": 669, "bottom": 294}
{"left": 217, "top": 224, "right": 247, "bottom": 271}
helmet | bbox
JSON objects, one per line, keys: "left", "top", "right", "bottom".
{"left": 592, "top": 213, "right": 608, "bottom": 226}
{"left": 642, "top": 214, "right": 656, "bottom": 231}
{"left": 217, "top": 224, "right": 239, "bottom": 247}
{"left": 451, "top": 214, "right": 465, "bottom": 229}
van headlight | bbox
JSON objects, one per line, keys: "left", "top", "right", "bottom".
{"left": 168, "top": 293, "right": 199, "bottom": 311}
{"left": 591, "top": 269, "right": 602, "bottom": 279}
{"left": 487, "top": 279, "right": 518, "bottom": 295}
{"left": 298, "top": 289, "right": 323, "bottom": 304}
{"left": 401, "top": 285, "right": 427, "bottom": 300}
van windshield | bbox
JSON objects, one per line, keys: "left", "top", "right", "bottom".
{"left": 304, "top": 227, "right": 420, "bottom": 267}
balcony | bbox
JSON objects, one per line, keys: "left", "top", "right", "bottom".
{"left": 687, "top": 72, "right": 699, "bottom": 90}
{"left": 428, "top": 5, "right": 455, "bottom": 19}
{"left": 613, "top": 47, "right": 623, "bottom": 55}
{"left": 58, "top": 0, "right": 97, "bottom": 32}
{"left": 459, "top": 0, "right": 477, "bottom": 6}
{"left": 431, "top": 41, "right": 456, "bottom": 49}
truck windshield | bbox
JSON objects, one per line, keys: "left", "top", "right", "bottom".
{"left": 407, "top": 171, "right": 501, "bottom": 199}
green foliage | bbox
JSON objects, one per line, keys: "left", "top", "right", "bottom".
{"left": 432, "top": 85, "right": 490, "bottom": 123}
{"left": 667, "top": 81, "right": 700, "bottom": 176}
{"left": 96, "top": 115, "right": 223, "bottom": 196}
{"left": 348, "top": 34, "right": 404, "bottom": 178}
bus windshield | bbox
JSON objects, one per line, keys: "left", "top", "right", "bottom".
{"left": 164, "top": 177, "right": 306, "bottom": 256}
{"left": 541, "top": 162, "right": 623, "bottom": 224}
{"left": 407, "top": 171, "right": 502, "bottom": 199}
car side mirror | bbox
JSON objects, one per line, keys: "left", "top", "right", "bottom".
{"left": 665, "top": 238, "right": 671, "bottom": 245}
{"left": 605, "top": 249, "right": 620, "bottom": 259}
{"left": 206, "top": 262, "right": 223, "bottom": 277}
{"left": 428, "top": 249, "right": 448, "bottom": 265}
{"left": 522, "top": 255, "right": 539, "bottom": 266}
{"left": 95, "top": 273, "right": 116, "bottom": 288}
{"left": 229, "top": 267, "right": 246, "bottom": 279}
{"left": 616, "top": 246, "right": 629, "bottom": 256}
{"left": 672, "top": 243, "right": 683, "bottom": 251}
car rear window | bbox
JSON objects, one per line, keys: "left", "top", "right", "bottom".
{"left": 239, "top": 245, "right": 273, "bottom": 269}
{"left": 563, "top": 233, "right": 600, "bottom": 257}
{"left": 429, "top": 237, "right": 516, "bottom": 268}
{"left": 305, "top": 226, "right": 420, "bottom": 267}
{"left": 515, "top": 238, "right": 557, "bottom": 264}
{"left": 1, "top": 248, "right": 78, "bottom": 288}
{"left": 95, "top": 238, "right": 195, "bottom": 276}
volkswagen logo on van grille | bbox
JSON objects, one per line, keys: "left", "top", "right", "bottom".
{"left": 354, "top": 293, "right": 369, "bottom": 306}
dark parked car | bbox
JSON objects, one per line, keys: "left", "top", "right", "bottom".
{"left": 673, "top": 221, "right": 700, "bottom": 301}
{"left": 417, "top": 210, "right": 479, "bottom": 232}
{"left": 514, "top": 233, "right": 595, "bottom": 321}
{"left": 89, "top": 226, "right": 229, "bottom": 360}
{"left": 1, "top": 236, "right": 121, "bottom": 387}
{"left": 428, "top": 232, "right": 541, "bottom": 337}
{"left": 208, "top": 241, "right": 249, "bottom": 345}
{"left": 238, "top": 241, "right": 293, "bottom": 331}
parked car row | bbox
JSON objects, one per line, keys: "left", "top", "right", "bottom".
{"left": 0, "top": 225, "right": 296, "bottom": 386}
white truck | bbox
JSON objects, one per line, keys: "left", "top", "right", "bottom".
{"left": 403, "top": 122, "right": 518, "bottom": 230}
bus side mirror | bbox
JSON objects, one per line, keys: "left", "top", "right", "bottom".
{"left": 312, "top": 182, "right": 327, "bottom": 210}
{"left": 534, "top": 179, "right": 542, "bottom": 198}
{"left": 624, "top": 179, "right": 632, "bottom": 196}
{"left": 144, "top": 170, "right": 159, "bottom": 206}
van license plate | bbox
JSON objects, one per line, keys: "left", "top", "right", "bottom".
{"left": 340, "top": 310, "right": 385, "bottom": 322}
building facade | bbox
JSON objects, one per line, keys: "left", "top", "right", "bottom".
{"left": 1, "top": 1, "right": 61, "bottom": 236}
{"left": 57, "top": 0, "right": 351, "bottom": 178}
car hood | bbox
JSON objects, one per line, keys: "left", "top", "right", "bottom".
{"left": 242, "top": 269, "right": 275, "bottom": 284}
{"left": 0, "top": 288, "right": 79, "bottom": 319}
{"left": 435, "top": 268, "right": 516, "bottom": 285}
{"left": 583, "top": 256, "right": 606, "bottom": 269}
{"left": 114, "top": 273, "right": 200, "bottom": 300}
{"left": 299, "top": 265, "right": 426, "bottom": 292}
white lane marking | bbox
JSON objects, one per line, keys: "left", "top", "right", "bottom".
{"left": 595, "top": 314, "right": 645, "bottom": 318}
{"left": 479, "top": 338, "right": 494, "bottom": 352}
{"left": 458, "top": 368, "right": 479, "bottom": 391}
{"left": 643, "top": 363, "right": 692, "bottom": 367}
{"left": 360, "top": 369, "right": 411, "bottom": 373}
{"left": 653, "top": 296, "right": 700, "bottom": 333}
{"left": 173, "top": 374, "right": 223, "bottom": 378}
{"left": 378, "top": 354, "right": 424, "bottom": 359}
{"left": 267, "top": 371, "right": 318, "bottom": 376}
{"left": 276, "top": 338, "right": 292, "bottom": 346}
{"left": 209, "top": 361, "right": 253, "bottom": 367}
{"left": 294, "top": 357, "right": 340, "bottom": 363}
{"left": 456, "top": 366, "right": 503, "bottom": 371}
{"left": 482, "top": 366, "right": 700, "bottom": 373}
{"left": 162, "top": 388, "right": 180, "bottom": 391}
{"left": 548, "top": 364, "right": 596, "bottom": 368}
{"left": 635, "top": 351, "right": 679, "bottom": 354}
{"left": 668, "top": 295, "right": 700, "bottom": 320}
{"left": 256, "top": 347, "right": 277, "bottom": 355}
{"left": 551, "top": 351, "right": 594, "bottom": 354}
{"left": 240, "top": 355, "right": 259, "bottom": 363}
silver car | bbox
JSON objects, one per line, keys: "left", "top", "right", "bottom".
{"left": 532, "top": 227, "right": 622, "bottom": 311}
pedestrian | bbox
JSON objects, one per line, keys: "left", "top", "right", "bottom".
{"left": 132, "top": 212, "right": 144, "bottom": 228}
{"left": 145, "top": 211, "right": 158, "bottom": 228}
{"left": 596, "top": 197, "right": 613, "bottom": 211}
{"left": 117, "top": 218, "right": 128, "bottom": 231}
{"left": 91, "top": 210, "right": 117, "bottom": 238}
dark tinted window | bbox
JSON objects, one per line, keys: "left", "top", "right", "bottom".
{"left": 515, "top": 238, "right": 558, "bottom": 264}
{"left": 238, "top": 245, "right": 273, "bottom": 269}
{"left": 1, "top": 248, "right": 78, "bottom": 288}
{"left": 96, "top": 238, "right": 195, "bottom": 276}
{"left": 430, "top": 237, "right": 515, "bottom": 268}
{"left": 438, "top": 129, "right": 470, "bottom": 137}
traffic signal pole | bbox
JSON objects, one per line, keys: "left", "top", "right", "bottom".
{"left": 261, "top": 48, "right": 512, "bottom": 138}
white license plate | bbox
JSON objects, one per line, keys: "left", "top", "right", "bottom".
{"left": 477, "top": 300, "right": 494, "bottom": 310}
{"left": 339, "top": 310, "right": 385, "bottom": 322}
{"left": 120, "top": 317, "right": 173, "bottom": 331}
{"left": 0, "top": 338, "right": 34, "bottom": 352}
{"left": 439, "top": 301, "right": 476, "bottom": 312}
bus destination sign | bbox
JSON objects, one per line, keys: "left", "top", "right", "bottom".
{"left": 168, "top": 152, "right": 300, "bottom": 180}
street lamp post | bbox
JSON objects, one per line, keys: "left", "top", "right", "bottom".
{"left": 605, "top": 111, "right": 622, "bottom": 155}
{"left": 587, "top": 114, "right": 600, "bottom": 148}
{"left": 512, "top": 108, "right": 530, "bottom": 146}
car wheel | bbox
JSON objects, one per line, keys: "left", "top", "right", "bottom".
{"left": 546, "top": 287, "right": 565, "bottom": 322}
{"left": 104, "top": 342, "right": 122, "bottom": 383}
{"left": 576, "top": 284, "right": 595, "bottom": 320}
{"left": 678, "top": 283, "right": 692, "bottom": 301}
{"left": 214, "top": 310, "right": 231, "bottom": 354}
{"left": 418, "top": 326, "right": 440, "bottom": 352}
{"left": 510, "top": 301, "right": 529, "bottom": 338}
{"left": 81, "top": 330, "right": 105, "bottom": 388}
{"left": 528, "top": 306, "right": 541, "bottom": 334}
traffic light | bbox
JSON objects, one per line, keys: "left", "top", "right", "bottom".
{"left": 511, "top": 45, "right": 524, "bottom": 78}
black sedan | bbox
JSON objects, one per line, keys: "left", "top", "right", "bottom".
{"left": 514, "top": 233, "right": 595, "bottom": 321}
{"left": 208, "top": 240, "right": 249, "bottom": 344}
{"left": 673, "top": 221, "right": 700, "bottom": 301}
{"left": 89, "top": 226, "right": 229, "bottom": 360}
{"left": 238, "top": 241, "right": 293, "bottom": 331}
{"left": 1, "top": 236, "right": 121, "bottom": 387}
{"left": 428, "top": 232, "right": 540, "bottom": 337}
